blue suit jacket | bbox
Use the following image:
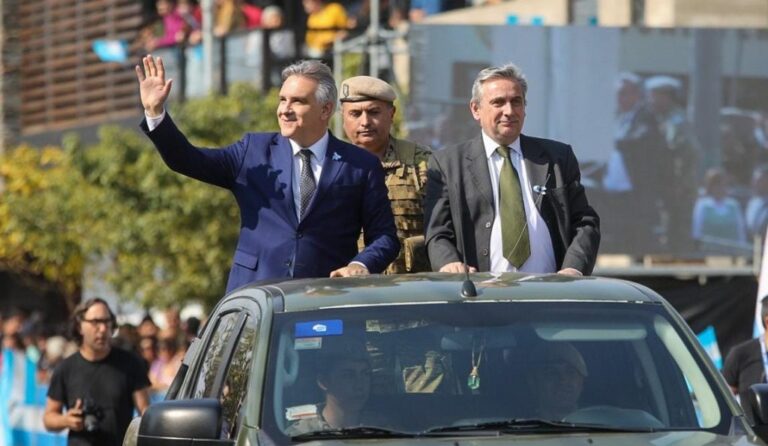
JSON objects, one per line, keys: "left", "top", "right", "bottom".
{"left": 142, "top": 116, "right": 399, "bottom": 292}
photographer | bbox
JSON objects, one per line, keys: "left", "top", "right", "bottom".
{"left": 43, "top": 298, "right": 150, "bottom": 445}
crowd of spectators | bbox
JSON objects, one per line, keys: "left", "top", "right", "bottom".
{"left": 690, "top": 111, "right": 768, "bottom": 252}
{"left": 135, "top": 0, "right": 514, "bottom": 60}
{"left": 0, "top": 305, "right": 203, "bottom": 401}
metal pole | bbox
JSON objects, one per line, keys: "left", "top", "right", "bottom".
{"left": 334, "top": 39, "right": 343, "bottom": 136}
{"left": 369, "top": 0, "right": 380, "bottom": 77}
{"left": 201, "top": 0, "right": 214, "bottom": 93}
{"left": 690, "top": 29, "right": 723, "bottom": 171}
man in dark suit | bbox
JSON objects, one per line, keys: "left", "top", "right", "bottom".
{"left": 135, "top": 56, "right": 399, "bottom": 291}
{"left": 424, "top": 63, "right": 600, "bottom": 275}
{"left": 598, "top": 73, "right": 667, "bottom": 253}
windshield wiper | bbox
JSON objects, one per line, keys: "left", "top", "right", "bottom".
{"left": 291, "top": 425, "right": 415, "bottom": 441}
{"left": 423, "top": 418, "right": 657, "bottom": 435}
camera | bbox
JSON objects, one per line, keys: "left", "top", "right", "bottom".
{"left": 81, "top": 398, "right": 103, "bottom": 433}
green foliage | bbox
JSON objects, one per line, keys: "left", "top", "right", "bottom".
{"left": 0, "top": 83, "right": 280, "bottom": 309}
{"left": 0, "top": 145, "right": 91, "bottom": 298}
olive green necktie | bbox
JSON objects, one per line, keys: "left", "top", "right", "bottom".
{"left": 496, "top": 146, "right": 530, "bottom": 268}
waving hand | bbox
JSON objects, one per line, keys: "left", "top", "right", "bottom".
{"left": 135, "top": 55, "right": 173, "bottom": 117}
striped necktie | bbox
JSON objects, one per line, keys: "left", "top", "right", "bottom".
{"left": 299, "top": 149, "right": 316, "bottom": 219}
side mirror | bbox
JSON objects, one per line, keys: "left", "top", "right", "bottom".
{"left": 137, "top": 398, "right": 233, "bottom": 446}
{"left": 747, "top": 383, "right": 768, "bottom": 443}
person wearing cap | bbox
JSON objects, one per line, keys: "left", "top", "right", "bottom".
{"left": 286, "top": 337, "right": 379, "bottom": 435}
{"left": 135, "top": 56, "right": 398, "bottom": 291}
{"left": 595, "top": 72, "right": 667, "bottom": 253}
{"left": 340, "top": 75, "right": 432, "bottom": 273}
{"left": 527, "top": 342, "right": 588, "bottom": 420}
{"left": 645, "top": 75, "right": 700, "bottom": 251}
{"left": 424, "top": 63, "right": 600, "bottom": 276}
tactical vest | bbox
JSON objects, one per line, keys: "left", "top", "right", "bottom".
{"left": 358, "top": 138, "right": 431, "bottom": 273}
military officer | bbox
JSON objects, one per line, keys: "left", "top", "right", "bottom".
{"left": 340, "top": 75, "right": 432, "bottom": 273}
{"left": 645, "top": 76, "right": 700, "bottom": 251}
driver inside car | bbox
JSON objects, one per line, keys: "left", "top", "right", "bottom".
{"left": 526, "top": 342, "right": 588, "bottom": 420}
{"left": 286, "top": 336, "right": 385, "bottom": 435}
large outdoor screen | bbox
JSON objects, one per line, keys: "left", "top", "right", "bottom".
{"left": 405, "top": 26, "right": 768, "bottom": 258}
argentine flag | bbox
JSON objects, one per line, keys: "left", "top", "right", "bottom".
{"left": 696, "top": 325, "right": 723, "bottom": 370}
{"left": 0, "top": 348, "right": 66, "bottom": 446}
{"left": 755, "top": 230, "right": 768, "bottom": 337}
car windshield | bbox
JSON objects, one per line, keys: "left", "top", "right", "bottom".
{"left": 261, "top": 301, "right": 728, "bottom": 439}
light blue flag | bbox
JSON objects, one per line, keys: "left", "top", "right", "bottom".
{"left": 92, "top": 39, "right": 129, "bottom": 63}
{"left": 1, "top": 348, "right": 66, "bottom": 446}
{"left": 697, "top": 325, "right": 723, "bottom": 370}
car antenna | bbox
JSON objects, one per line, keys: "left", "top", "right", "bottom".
{"left": 450, "top": 181, "right": 477, "bottom": 298}
{"left": 460, "top": 249, "right": 477, "bottom": 298}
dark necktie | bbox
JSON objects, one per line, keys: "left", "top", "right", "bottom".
{"left": 299, "top": 149, "right": 316, "bottom": 219}
{"left": 496, "top": 146, "right": 530, "bottom": 268}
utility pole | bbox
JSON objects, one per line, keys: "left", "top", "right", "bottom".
{"left": 369, "top": 0, "right": 380, "bottom": 78}
{"left": 201, "top": 0, "right": 214, "bottom": 93}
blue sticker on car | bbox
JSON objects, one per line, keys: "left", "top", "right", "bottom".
{"left": 295, "top": 320, "right": 343, "bottom": 337}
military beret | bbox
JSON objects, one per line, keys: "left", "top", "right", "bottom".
{"left": 340, "top": 76, "right": 396, "bottom": 103}
{"left": 644, "top": 75, "right": 681, "bottom": 92}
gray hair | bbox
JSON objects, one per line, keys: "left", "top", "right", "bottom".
{"left": 471, "top": 63, "right": 528, "bottom": 104}
{"left": 281, "top": 60, "right": 337, "bottom": 111}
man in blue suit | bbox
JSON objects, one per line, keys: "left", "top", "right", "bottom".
{"left": 135, "top": 56, "right": 399, "bottom": 292}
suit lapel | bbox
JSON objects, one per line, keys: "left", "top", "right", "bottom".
{"left": 273, "top": 135, "right": 299, "bottom": 226}
{"left": 520, "top": 135, "right": 550, "bottom": 213}
{"left": 466, "top": 135, "right": 494, "bottom": 209}
{"left": 303, "top": 133, "right": 344, "bottom": 220}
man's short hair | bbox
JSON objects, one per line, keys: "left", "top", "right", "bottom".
{"left": 471, "top": 63, "right": 528, "bottom": 104}
{"left": 760, "top": 295, "right": 768, "bottom": 327}
{"left": 281, "top": 60, "right": 338, "bottom": 112}
{"left": 69, "top": 297, "right": 116, "bottom": 345}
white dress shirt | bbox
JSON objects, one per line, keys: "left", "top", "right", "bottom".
{"left": 482, "top": 131, "right": 556, "bottom": 273}
{"left": 288, "top": 134, "right": 327, "bottom": 219}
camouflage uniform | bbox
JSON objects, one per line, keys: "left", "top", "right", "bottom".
{"left": 358, "top": 136, "right": 431, "bottom": 273}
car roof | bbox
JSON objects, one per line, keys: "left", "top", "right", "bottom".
{"left": 241, "top": 273, "right": 663, "bottom": 313}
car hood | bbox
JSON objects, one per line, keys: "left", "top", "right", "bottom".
{"left": 292, "top": 431, "right": 764, "bottom": 446}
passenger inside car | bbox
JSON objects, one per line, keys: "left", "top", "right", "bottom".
{"left": 286, "top": 336, "right": 385, "bottom": 435}
{"left": 526, "top": 341, "right": 588, "bottom": 420}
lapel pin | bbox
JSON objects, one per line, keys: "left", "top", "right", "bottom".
{"left": 533, "top": 185, "right": 547, "bottom": 195}
{"left": 332, "top": 152, "right": 342, "bottom": 161}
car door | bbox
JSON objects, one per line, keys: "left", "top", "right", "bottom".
{"left": 180, "top": 295, "right": 263, "bottom": 440}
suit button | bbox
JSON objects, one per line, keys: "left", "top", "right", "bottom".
{"left": 296, "top": 232, "right": 303, "bottom": 239}
{"left": 485, "top": 221, "right": 491, "bottom": 228}
{"left": 482, "top": 249, "right": 489, "bottom": 256}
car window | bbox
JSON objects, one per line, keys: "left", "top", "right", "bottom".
{"left": 191, "top": 311, "right": 241, "bottom": 399}
{"left": 220, "top": 315, "right": 259, "bottom": 439}
{"left": 261, "top": 302, "right": 729, "bottom": 439}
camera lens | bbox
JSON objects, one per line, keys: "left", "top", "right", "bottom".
{"left": 81, "top": 398, "right": 101, "bottom": 433}
{"left": 84, "top": 414, "right": 99, "bottom": 432}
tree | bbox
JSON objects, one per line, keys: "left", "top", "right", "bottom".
{"left": 0, "top": 144, "right": 95, "bottom": 302}
{"left": 0, "top": 84, "right": 279, "bottom": 310}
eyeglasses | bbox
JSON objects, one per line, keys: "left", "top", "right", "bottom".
{"left": 82, "top": 318, "right": 113, "bottom": 327}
